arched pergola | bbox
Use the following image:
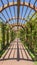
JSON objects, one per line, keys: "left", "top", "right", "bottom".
{"left": 0, "top": 1, "right": 37, "bottom": 12}
{"left": 0, "top": 0, "right": 37, "bottom": 25}
{"left": 0, "top": 0, "right": 37, "bottom": 61}
{"left": 0, "top": 0, "right": 37, "bottom": 40}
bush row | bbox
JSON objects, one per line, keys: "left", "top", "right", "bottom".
{"left": 0, "top": 22, "right": 16, "bottom": 51}
{"left": 19, "top": 13, "right": 37, "bottom": 60}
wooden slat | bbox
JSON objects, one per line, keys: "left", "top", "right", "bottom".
{"left": 0, "top": 2, "right": 37, "bottom": 12}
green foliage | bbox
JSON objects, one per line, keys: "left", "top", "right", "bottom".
{"left": 0, "top": 22, "right": 16, "bottom": 50}
{"left": 1, "top": 23, "right": 6, "bottom": 49}
{"left": 0, "top": 22, "right": 16, "bottom": 57}
{"left": 19, "top": 13, "right": 37, "bottom": 60}
{"left": 11, "top": 30, "right": 16, "bottom": 41}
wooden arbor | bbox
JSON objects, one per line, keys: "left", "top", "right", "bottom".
{"left": 0, "top": 0, "right": 37, "bottom": 24}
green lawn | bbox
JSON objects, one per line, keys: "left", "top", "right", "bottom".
{"left": 34, "top": 61, "right": 37, "bottom": 65}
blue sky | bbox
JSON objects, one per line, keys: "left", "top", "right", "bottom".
{"left": 0, "top": 0, "right": 37, "bottom": 24}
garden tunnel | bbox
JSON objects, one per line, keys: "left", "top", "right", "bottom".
{"left": 0, "top": 0, "right": 37, "bottom": 59}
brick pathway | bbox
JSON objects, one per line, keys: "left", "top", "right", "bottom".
{"left": 0, "top": 38, "right": 34, "bottom": 65}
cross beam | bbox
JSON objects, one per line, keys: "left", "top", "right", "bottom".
{"left": 0, "top": 2, "right": 37, "bottom": 12}
{"left": 17, "top": 0, "right": 20, "bottom": 24}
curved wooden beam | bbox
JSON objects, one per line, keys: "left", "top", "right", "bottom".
{"left": 10, "top": 23, "right": 25, "bottom": 30}
{"left": 0, "top": 2, "right": 37, "bottom": 12}
{"left": 7, "top": 17, "right": 27, "bottom": 23}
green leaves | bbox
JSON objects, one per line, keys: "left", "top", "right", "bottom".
{"left": 19, "top": 13, "right": 37, "bottom": 57}
{"left": 0, "top": 22, "right": 16, "bottom": 50}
